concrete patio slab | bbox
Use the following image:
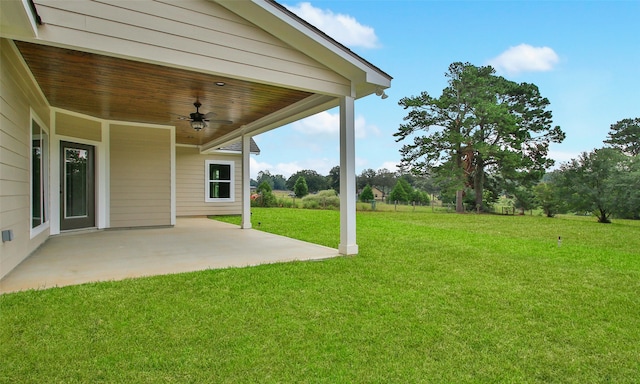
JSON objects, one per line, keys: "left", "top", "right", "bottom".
{"left": 0, "top": 218, "right": 339, "bottom": 294}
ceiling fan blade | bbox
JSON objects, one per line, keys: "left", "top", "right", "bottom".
{"left": 170, "top": 113, "right": 192, "bottom": 121}
{"left": 203, "top": 112, "right": 217, "bottom": 119}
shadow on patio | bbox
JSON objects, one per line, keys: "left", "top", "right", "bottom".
{"left": 0, "top": 218, "right": 339, "bottom": 294}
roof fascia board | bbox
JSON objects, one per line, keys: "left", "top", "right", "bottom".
{"left": 177, "top": 143, "right": 259, "bottom": 155}
{"left": 208, "top": 148, "right": 260, "bottom": 155}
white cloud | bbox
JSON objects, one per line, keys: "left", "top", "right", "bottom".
{"left": 250, "top": 157, "right": 273, "bottom": 179}
{"left": 250, "top": 157, "right": 302, "bottom": 179}
{"left": 272, "top": 162, "right": 306, "bottom": 178}
{"left": 292, "top": 111, "right": 380, "bottom": 139}
{"left": 292, "top": 111, "right": 338, "bottom": 135}
{"left": 284, "top": 2, "right": 380, "bottom": 49}
{"left": 488, "top": 44, "right": 559, "bottom": 75}
{"left": 355, "top": 115, "right": 381, "bottom": 139}
{"left": 378, "top": 161, "right": 399, "bottom": 172}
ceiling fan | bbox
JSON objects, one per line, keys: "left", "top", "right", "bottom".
{"left": 176, "top": 99, "right": 232, "bottom": 131}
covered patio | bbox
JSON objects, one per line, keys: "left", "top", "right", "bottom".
{"left": 0, "top": 0, "right": 391, "bottom": 286}
{"left": 0, "top": 218, "right": 339, "bottom": 294}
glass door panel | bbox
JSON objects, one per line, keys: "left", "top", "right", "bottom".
{"left": 60, "top": 142, "right": 95, "bottom": 230}
{"left": 64, "top": 147, "right": 88, "bottom": 218}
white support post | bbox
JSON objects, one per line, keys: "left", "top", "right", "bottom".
{"left": 241, "top": 134, "right": 252, "bottom": 229}
{"left": 339, "top": 94, "right": 358, "bottom": 255}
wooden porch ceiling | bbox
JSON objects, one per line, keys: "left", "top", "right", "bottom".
{"left": 15, "top": 41, "right": 313, "bottom": 146}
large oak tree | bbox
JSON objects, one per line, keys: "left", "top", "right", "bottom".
{"left": 395, "top": 62, "right": 565, "bottom": 212}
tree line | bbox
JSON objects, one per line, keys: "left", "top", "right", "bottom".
{"left": 252, "top": 166, "right": 435, "bottom": 204}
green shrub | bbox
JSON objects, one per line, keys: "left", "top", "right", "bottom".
{"left": 317, "top": 189, "right": 338, "bottom": 198}
{"left": 252, "top": 181, "right": 278, "bottom": 207}
{"left": 277, "top": 198, "right": 295, "bottom": 208}
{"left": 302, "top": 199, "right": 320, "bottom": 209}
{"left": 251, "top": 194, "right": 277, "bottom": 207}
{"left": 302, "top": 189, "right": 340, "bottom": 209}
{"left": 357, "top": 202, "right": 370, "bottom": 211}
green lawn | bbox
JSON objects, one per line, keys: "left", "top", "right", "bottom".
{"left": 1, "top": 209, "right": 639, "bottom": 383}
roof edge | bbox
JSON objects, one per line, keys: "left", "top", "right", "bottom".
{"left": 265, "top": 0, "right": 392, "bottom": 82}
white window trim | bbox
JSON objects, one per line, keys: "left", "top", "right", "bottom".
{"left": 205, "top": 160, "right": 235, "bottom": 203}
{"left": 30, "top": 110, "right": 50, "bottom": 238}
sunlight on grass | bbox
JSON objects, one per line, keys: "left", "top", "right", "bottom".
{"left": 2, "top": 209, "right": 639, "bottom": 382}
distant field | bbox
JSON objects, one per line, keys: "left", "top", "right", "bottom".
{"left": 269, "top": 190, "right": 464, "bottom": 213}
{"left": 1, "top": 209, "right": 638, "bottom": 382}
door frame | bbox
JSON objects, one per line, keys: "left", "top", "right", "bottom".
{"left": 50, "top": 109, "right": 111, "bottom": 235}
{"left": 60, "top": 141, "right": 96, "bottom": 230}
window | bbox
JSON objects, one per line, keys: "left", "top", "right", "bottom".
{"left": 205, "top": 160, "right": 234, "bottom": 202}
{"left": 31, "top": 118, "right": 49, "bottom": 231}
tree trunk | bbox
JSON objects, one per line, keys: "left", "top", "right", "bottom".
{"left": 474, "top": 157, "right": 484, "bottom": 213}
{"left": 456, "top": 190, "right": 464, "bottom": 213}
{"left": 597, "top": 208, "right": 611, "bottom": 223}
{"left": 449, "top": 119, "right": 465, "bottom": 214}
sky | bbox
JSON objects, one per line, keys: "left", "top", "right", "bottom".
{"left": 249, "top": 1, "right": 640, "bottom": 179}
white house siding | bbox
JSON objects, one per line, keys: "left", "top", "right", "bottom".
{"left": 109, "top": 125, "right": 172, "bottom": 228}
{"left": 0, "top": 39, "right": 50, "bottom": 280}
{"left": 175, "top": 146, "right": 241, "bottom": 217}
{"left": 32, "top": 0, "right": 350, "bottom": 96}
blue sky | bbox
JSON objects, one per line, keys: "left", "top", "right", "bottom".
{"left": 250, "top": 1, "right": 640, "bottom": 179}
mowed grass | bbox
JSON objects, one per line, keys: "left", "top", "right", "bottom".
{"left": 1, "top": 210, "right": 639, "bottom": 383}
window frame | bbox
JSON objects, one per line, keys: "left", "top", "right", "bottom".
{"left": 30, "top": 112, "right": 50, "bottom": 238}
{"left": 204, "top": 160, "right": 235, "bottom": 203}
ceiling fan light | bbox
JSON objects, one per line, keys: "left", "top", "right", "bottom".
{"left": 190, "top": 120, "right": 206, "bottom": 131}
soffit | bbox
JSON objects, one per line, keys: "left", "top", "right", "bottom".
{"left": 15, "top": 41, "right": 313, "bottom": 146}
